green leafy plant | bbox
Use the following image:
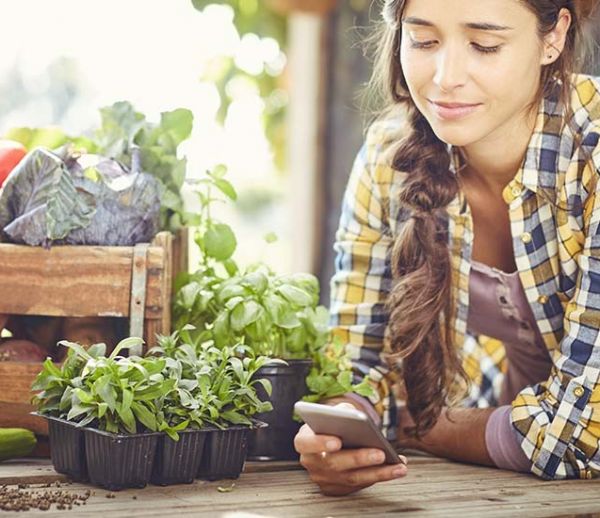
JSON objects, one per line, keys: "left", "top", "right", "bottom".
{"left": 33, "top": 337, "right": 174, "bottom": 434}
{"left": 303, "top": 337, "right": 374, "bottom": 403}
{"left": 32, "top": 333, "right": 279, "bottom": 440}
{"left": 172, "top": 167, "right": 375, "bottom": 402}
{"left": 150, "top": 331, "right": 281, "bottom": 436}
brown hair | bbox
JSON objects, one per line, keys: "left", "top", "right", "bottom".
{"left": 363, "top": 0, "right": 597, "bottom": 437}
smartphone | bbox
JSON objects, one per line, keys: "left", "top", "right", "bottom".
{"left": 294, "top": 401, "right": 403, "bottom": 465}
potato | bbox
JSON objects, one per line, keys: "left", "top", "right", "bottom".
{"left": 0, "top": 340, "right": 49, "bottom": 362}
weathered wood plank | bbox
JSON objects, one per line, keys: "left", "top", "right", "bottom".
{"left": 2, "top": 457, "right": 600, "bottom": 517}
{"left": 144, "top": 232, "right": 173, "bottom": 348}
{"left": 0, "top": 242, "right": 166, "bottom": 320}
{"left": 0, "top": 361, "right": 47, "bottom": 432}
{"left": 0, "top": 402, "right": 47, "bottom": 434}
{"left": 0, "top": 362, "right": 42, "bottom": 405}
{"left": 0, "top": 459, "right": 66, "bottom": 485}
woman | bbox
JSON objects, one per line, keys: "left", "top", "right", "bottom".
{"left": 294, "top": 0, "right": 600, "bottom": 496}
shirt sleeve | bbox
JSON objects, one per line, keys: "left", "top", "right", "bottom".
{"left": 485, "top": 405, "right": 532, "bottom": 472}
{"left": 510, "top": 140, "right": 600, "bottom": 480}
{"left": 328, "top": 126, "right": 400, "bottom": 442}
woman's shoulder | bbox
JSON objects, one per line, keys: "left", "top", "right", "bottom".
{"left": 569, "top": 73, "right": 600, "bottom": 138}
{"left": 552, "top": 74, "right": 600, "bottom": 207}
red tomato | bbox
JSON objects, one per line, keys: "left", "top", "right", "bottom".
{"left": 0, "top": 140, "right": 27, "bottom": 187}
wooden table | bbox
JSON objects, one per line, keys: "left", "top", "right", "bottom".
{"left": 2, "top": 455, "right": 600, "bottom": 517}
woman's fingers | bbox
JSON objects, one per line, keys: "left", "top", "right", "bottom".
{"left": 293, "top": 418, "right": 410, "bottom": 497}
{"left": 311, "top": 462, "right": 408, "bottom": 492}
{"left": 319, "top": 447, "right": 387, "bottom": 472}
{"left": 294, "top": 423, "right": 341, "bottom": 454}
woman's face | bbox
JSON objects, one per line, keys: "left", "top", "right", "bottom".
{"left": 399, "top": 0, "right": 545, "bottom": 148}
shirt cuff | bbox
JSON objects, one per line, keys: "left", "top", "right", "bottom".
{"left": 343, "top": 392, "right": 382, "bottom": 426}
{"left": 485, "top": 405, "right": 531, "bottom": 473}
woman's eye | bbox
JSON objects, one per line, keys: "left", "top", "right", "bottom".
{"left": 471, "top": 42, "right": 502, "bottom": 54}
{"left": 409, "top": 39, "right": 436, "bottom": 49}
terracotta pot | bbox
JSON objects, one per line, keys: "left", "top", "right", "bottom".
{"left": 266, "top": 0, "right": 338, "bottom": 15}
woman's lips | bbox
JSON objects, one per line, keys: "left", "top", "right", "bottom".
{"left": 428, "top": 100, "right": 482, "bottom": 120}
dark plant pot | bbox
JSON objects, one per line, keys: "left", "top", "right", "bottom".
{"left": 38, "top": 414, "right": 88, "bottom": 482}
{"left": 247, "top": 359, "right": 312, "bottom": 461}
{"left": 83, "top": 428, "right": 160, "bottom": 491}
{"left": 197, "top": 421, "right": 266, "bottom": 481}
{"left": 151, "top": 429, "right": 210, "bottom": 486}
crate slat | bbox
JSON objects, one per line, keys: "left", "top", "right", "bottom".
{"left": 0, "top": 243, "right": 168, "bottom": 320}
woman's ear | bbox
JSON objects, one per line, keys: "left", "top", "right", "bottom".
{"left": 541, "top": 7, "right": 572, "bottom": 65}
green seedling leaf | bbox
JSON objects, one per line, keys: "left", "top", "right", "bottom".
{"left": 209, "top": 164, "right": 227, "bottom": 179}
{"left": 204, "top": 223, "right": 237, "bottom": 261}
{"left": 254, "top": 378, "right": 273, "bottom": 397}
{"left": 58, "top": 341, "right": 92, "bottom": 361}
{"left": 230, "top": 301, "right": 262, "bottom": 332}
{"left": 213, "top": 178, "right": 237, "bottom": 201}
{"left": 277, "top": 285, "right": 313, "bottom": 307}
{"left": 110, "top": 337, "right": 145, "bottom": 359}
{"left": 160, "top": 108, "right": 193, "bottom": 146}
{"left": 131, "top": 402, "right": 158, "bottom": 431}
{"left": 117, "top": 404, "right": 137, "bottom": 434}
{"left": 67, "top": 404, "right": 91, "bottom": 422}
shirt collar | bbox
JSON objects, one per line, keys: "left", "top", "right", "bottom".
{"left": 448, "top": 82, "right": 564, "bottom": 200}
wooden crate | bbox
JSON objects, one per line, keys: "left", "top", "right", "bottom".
{"left": 0, "top": 229, "right": 188, "bottom": 434}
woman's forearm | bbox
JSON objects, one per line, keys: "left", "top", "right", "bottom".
{"left": 397, "top": 406, "right": 496, "bottom": 466}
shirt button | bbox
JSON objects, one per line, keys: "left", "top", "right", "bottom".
{"left": 511, "top": 185, "right": 522, "bottom": 197}
{"left": 537, "top": 295, "right": 549, "bottom": 305}
{"left": 521, "top": 232, "right": 532, "bottom": 244}
{"left": 573, "top": 386, "right": 585, "bottom": 398}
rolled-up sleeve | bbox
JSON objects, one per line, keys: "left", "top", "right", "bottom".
{"left": 511, "top": 143, "right": 600, "bottom": 479}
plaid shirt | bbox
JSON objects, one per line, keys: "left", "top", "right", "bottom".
{"left": 329, "top": 74, "right": 600, "bottom": 480}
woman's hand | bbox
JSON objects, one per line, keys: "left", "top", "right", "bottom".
{"left": 294, "top": 406, "right": 408, "bottom": 496}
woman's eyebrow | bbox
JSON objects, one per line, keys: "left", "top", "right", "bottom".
{"left": 401, "top": 16, "right": 514, "bottom": 31}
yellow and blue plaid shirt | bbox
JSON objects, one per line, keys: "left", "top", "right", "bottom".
{"left": 330, "top": 74, "right": 600, "bottom": 480}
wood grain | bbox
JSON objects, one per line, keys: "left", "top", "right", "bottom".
{"left": 1, "top": 456, "right": 600, "bottom": 517}
{"left": 0, "top": 362, "right": 47, "bottom": 433}
{"left": 0, "top": 243, "right": 166, "bottom": 320}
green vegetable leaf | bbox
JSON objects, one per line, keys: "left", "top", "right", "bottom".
{"left": 160, "top": 109, "right": 193, "bottom": 147}
{"left": 230, "top": 301, "right": 262, "bottom": 332}
{"left": 213, "top": 178, "right": 237, "bottom": 201}
{"left": 131, "top": 402, "right": 158, "bottom": 431}
{"left": 204, "top": 223, "right": 237, "bottom": 261}
{"left": 277, "top": 285, "right": 313, "bottom": 307}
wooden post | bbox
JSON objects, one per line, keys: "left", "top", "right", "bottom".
{"left": 316, "top": 0, "right": 372, "bottom": 305}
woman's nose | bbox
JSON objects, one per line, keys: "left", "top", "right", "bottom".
{"left": 433, "top": 46, "right": 467, "bottom": 93}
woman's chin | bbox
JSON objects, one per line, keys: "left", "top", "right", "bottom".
{"left": 429, "top": 126, "right": 479, "bottom": 148}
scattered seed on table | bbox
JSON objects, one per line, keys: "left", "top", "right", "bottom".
{"left": 0, "top": 484, "right": 94, "bottom": 512}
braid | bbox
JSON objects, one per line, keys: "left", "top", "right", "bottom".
{"left": 385, "top": 104, "right": 466, "bottom": 437}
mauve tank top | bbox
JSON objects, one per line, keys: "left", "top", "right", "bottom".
{"left": 466, "top": 260, "right": 553, "bottom": 405}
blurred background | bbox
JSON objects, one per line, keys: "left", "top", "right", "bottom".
{"left": 0, "top": 0, "right": 598, "bottom": 304}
